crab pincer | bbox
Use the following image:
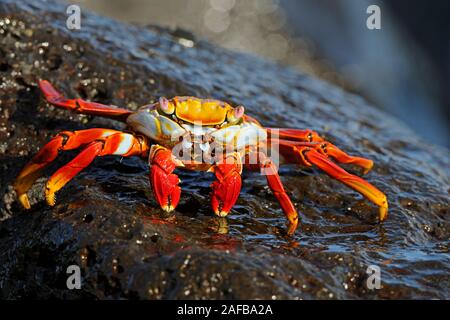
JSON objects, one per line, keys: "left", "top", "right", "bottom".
{"left": 149, "top": 145, "right": 183, "bottom": 212}
{"left": 209, "top": 153, "right": 243, "bottom": 217}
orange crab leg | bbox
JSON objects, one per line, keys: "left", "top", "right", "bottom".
{"left": 14, "top": 129, "right": 148, "bottom": 208}
{"left": 266, "top": 128, "right": 324, "bottom": 142}
{"left": 149, "top": 145, "right": 183, "bottom": 212}
{"left": 15, "top": 128, "right": 116, "bottom": 208}
{"left": 45, "top": 141, "right": 103, "bottom": 206}
{"left": 303, "top": 149, "right": 388, "bottom": 221}
{"left": 273, "top": 137, "right": 373, "bottom": 174}
{"left": 247, "top": 151, "right": 299, "bottom": 236}
{"left": 275, "top": 139, "right": 388, "bottom": 221}
{"left": 209, "top": 153, "right": 243, "bottom": 217}
{"left": 321, "top": 143, "right": 373, "bottom": 174}
{"left": 39, "top": 80, "right": 132, "bottom": 121}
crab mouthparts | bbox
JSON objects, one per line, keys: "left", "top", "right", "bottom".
{"left": 180, "top": 134, "right": 213, "bottom": 154}
{"left": 199, "top": 142, "right": 210, "bottom": 152}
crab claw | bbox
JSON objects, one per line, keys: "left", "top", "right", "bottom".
{"left": 149, "top": 145, "right": 183, "bottom": 212}
{"left": 210, "top": 154, "right": 242, "bottom": 217}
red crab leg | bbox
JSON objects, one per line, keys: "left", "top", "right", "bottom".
{"left": 266, "top": 128, "right": 324, "bottom": 142}
{"left": 247, "top": 151, "right": 299, "bottom": 236}
{"left": 267, "top": 128, "right": 373, "bottom": 173}
{"left": 304, "top": 149, "right": 388, "bottom": 220}
{"left": 39, "top": 80, "right": 132, "bottom": 121}
{"left": 14, "top": 129, "right": 148, "bottom": 208}
{"left": 275, "top": 139, "right": 373, "bottom": 174}
{"left": 45, "top": 141, "right": 103, "bottom": 206}
{"left": 15, "top": 128, "right": 117, "bottom": 208}
{"left": 320, "top": 143, "right": 373, "bottom": 174}
{"left": 149, "top": 145, "right": 183, "bottom": 212}
{"left": 209, "top": 152, "right": 243, "bottom": 217}
{"left": 275, "top": 140, "right": 388, "bottom": 221}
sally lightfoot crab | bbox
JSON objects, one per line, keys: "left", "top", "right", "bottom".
{"left": 14, "top": 80, "right": 388, "bottom": 235}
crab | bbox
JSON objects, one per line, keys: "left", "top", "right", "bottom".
{"left": 14, "top": 80, "right": 388, "bottom": 235}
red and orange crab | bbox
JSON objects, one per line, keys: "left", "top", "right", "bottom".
{"left": 14, "top": 80, "right": 388, "bottom": 235}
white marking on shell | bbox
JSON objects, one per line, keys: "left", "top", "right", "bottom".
{"left": 127, "top": 109, "right": 187, "bottom": 146}
{"left": 211, "top": 123, "right": 267, "bottom": 150}
{"left": 182, "top": 139, "right": 193, "bottom": 149}
{"left": 210, "top": 125, "right": 240, "bottom": 145}
{"left": 113, "top": 134, "right": 133, "bottom": 155}
{"left": 159, "top": 116, "right": 185, "bottom": 138}
{"left": 199, "top": 142, "right": 210, "bottom": 152}
{"left": 236, "top": 123, "right": 267, "bottom": 150}
{"left": 127, "top": 109, "right": 266, "bottom": 154}
{"left": 126, "top": 110, "right": 161, "bottom": 140}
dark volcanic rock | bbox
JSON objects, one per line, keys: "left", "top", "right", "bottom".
{"left": 0, "top": 0, "right": 449, "bottom": 299}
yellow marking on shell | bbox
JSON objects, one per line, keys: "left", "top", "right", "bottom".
{"left": 173, "top": 98, "right": 231, "bottom": 125}
{"left": 164, "top": 122, "right": 172, "bottom": 132}
{"left": 159, "top": 115, "right": 185, "bottom": 138}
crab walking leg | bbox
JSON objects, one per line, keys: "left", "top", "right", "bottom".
{"left": 266, "top": 128, "right": 324, "bottom": 142}
{"left": 209, "top": 152, "right": 243, "bottom": 217}
{"left": 45, "top": 132, "right": 147, "bottom": 206}
{"left": 14, "top": 128, "right": 121, "bottom": 208}
{"left": 149, "top": 145, "right": 184, "bottom": 212}
{"left": 274, "top": 138, "right": 373, "bottom": 174}
{"left": 303, "top": 148, "right": 388, "bottom": 221}
{"left": 250, "top": 152, "right": 299, "bottom": 236}
{"left": 45, "top": 141, "right": 102, "bottom": 206}
{"left": 275, "top": 139, "right": 387, "bottom": 220}
{"left": 268, "top": 128, "right": 374, "bottom": 173}
{"left": 14, "top": 135, "right": 66, "bottom": 208}
{"left": 321, "top": 143, "right": 373, "bottom": 174}
{"left": 39, "top": 80, "right": 132, "bottom": 121}
{"left": 14, "top": 129, "right": 147, "bottom": 208}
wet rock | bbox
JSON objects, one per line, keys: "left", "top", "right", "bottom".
{"left": 0, "top": 0, "right": 449, "bottom": 299}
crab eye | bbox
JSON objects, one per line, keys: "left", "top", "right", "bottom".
{"left": 159, "top": 97, "right": 174, "bottom": 114}
{"left": 235, "top": 106, "right": 245, "bottom": 118}
{"left": 226, "top": 105, "right": 245, "bottom": 124}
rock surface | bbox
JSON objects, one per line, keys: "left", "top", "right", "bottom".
{"left": 0, "top": 0, "right": 449, "bottom": 299}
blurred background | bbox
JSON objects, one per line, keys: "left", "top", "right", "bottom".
{"left": 59, "top": 0, "right": 450, "bottom": 147}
